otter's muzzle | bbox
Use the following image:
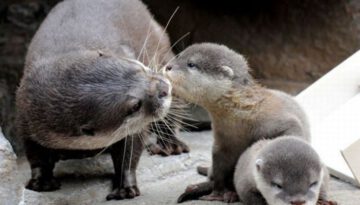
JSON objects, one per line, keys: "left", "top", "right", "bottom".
{"left": 145, "top": 75, "right": 172, "bottom": 117}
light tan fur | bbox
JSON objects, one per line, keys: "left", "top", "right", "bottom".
{"left": 165, "top": 43, "right": 310, "bottom": 202}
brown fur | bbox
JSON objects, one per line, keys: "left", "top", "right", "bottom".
{"left": 165, "top": 43, "right": 310, "bottom": 203}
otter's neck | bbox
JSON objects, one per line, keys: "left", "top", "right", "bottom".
{"left": 205, "top": 83, "right": 267, "bottom": 124}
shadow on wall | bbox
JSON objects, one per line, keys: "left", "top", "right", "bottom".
{"left": 143, "top": 0, "right": 360, "bottom": 83}
{"left": 1, "top": 0, "right": 360, "bottom": 153}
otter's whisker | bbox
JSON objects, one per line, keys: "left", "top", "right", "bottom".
{"left": 149, "top": 6, "right": 179, "bottom": 69}
{"left": 120, "top": 133, "right": 128, "bottom": 187}
{"left": 168, "top": 109, "right": 194, "bottom": 120}
{"left": 158, "top": 118, "right": 177, "bottom": 140}
{"left": 118, "top": 56, "right": 150, "bottom": 73}
{"left": 137, "top": 20, "right": 153, "bottom": 61}
{"left": 153, "top": 118, "right": 175, "bottom": 151}
{"left": 128, "top": 135, "right": 134, "bottom": 172}
{"left": 167, "top": 114, "right": 198, "bottom": 129}
{"left": 160, "top": 52, "right": 182, "bottom": 70}
{"left": 159, "top": 32, "right": 190, "bottom": 66}
{"left": 153, "top": 119, "right": 171, "bottom": 140}
{"left": 94, "top": 127, "right": 122, "bottom": 157}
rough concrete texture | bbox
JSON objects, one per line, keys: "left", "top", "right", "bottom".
{"left": 14, "top": 131, "right": 360, "bottom": 205}
{"left": 0, "top": 127, "right": 22, "bottom": 205}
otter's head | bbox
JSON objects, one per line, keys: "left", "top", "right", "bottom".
{"left": 22, "top": 50, "right": 172, "bottom": 149}
{"left": 254, "top": 137, "right": 324, "bottom": 205}
{"left": 164, "top": 43, "right": 252, "bottom": 106}
{"left": 71, "top": 51, "right": 172, "bottom": 136}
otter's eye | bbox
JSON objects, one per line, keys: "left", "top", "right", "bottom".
{"left": 80, "top": 124, "right": 95, "bottom": 136}
{"left": 187, "top": 62, "right": 197, "bottom": 69}
{"left": 128, "top": 100, "right": 142, "bottom": 116}
{"left": 309, "top": 181, "right": 318, "bottom": 188}
{"left": 271, "top": 182, "right": 283, "bottom": 189}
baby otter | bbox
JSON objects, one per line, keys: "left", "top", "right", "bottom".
{"left": 235, "top": 136, "right": 329, "bottom": 205}
{"left": 165, "top": 43, "right": 310, "bottom": 202}
{"left": 16, "top": 0, "right": 179, "bottom": 200}
{"left": 178, "top": 137, "right": 332, "bottom": 205}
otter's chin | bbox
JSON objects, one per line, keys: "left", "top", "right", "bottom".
{"left": 154, "top": 95, "right": 172, "bottom": 120}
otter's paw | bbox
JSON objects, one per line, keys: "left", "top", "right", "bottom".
{"left": 106, "top": 186, "right": 140, "bottom": 200}
{"left": 26, "top": 178, "right": 61, "bottom": 191}
{"left": 223, "top": 191, "right": 239, "bottom": 203}
{"left": 147, "top": 138, "right": 190, "bottom": 156}
{"left": 317, "top": 199, "right": 338, "bottom": 205}
{"left": 177, "top": 182, "right": 213, "bottom": 203}
{"left": 200, "top": 191, "right": 239, "bottom": 203}
{"left": 197, "top": 166, "right": 209, "bottom": 176}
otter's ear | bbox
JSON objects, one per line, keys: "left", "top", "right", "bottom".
{"left": 220, "top": 65, "right": 234, "bottom": 78}
{"left": 255, "top": 159, "right": 263, "bottom": 171}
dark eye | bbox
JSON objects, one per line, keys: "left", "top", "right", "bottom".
{"left": 309, "top": 181, "right": 318, "bottom": 188}
{"left": 81, "top": 128, "right": 95, "bottom": 136}
{"left": 187, "top": 62, "right": 197, "bottom": 68}
{"left": 271, "top": 182, "right": 283, "bottom": 189}
{"left": 80, "top": 125, "right": 95, "bottom": 136}
{"left": 128, "top": 100, "right": 142, "bottom": 116}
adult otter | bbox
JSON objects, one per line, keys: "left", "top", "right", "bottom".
{"left": 165, "top": 43, "right": 310, "bottom": 202}
{"left": 16, "top": 0, "right": 185, "bottom": 200}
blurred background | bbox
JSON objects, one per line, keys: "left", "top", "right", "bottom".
{"left": 1, "top": 0, "right": 360, "bottom": 153}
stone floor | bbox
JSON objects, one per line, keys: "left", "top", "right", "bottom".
{"left": 18, "top": 131, "right": 360, "bottom": 205}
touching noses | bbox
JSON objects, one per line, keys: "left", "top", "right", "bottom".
{"left": 290, "top": 200, "right": 306, "bottom": 205}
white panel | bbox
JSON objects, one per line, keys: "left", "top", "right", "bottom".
{"left": 342, "top": 139, "right": 360, "bottom": 185}
{"left": 296, "top": 51, "right": 360, "bottom": 187}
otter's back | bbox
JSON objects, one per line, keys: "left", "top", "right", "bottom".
{"left": 26, "top": 0, "right": 169, "bottom": 66}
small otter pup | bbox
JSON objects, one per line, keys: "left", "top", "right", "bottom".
{"left": 178, "top": 137, "right": 333, "bottom": 205}
{"left": 234, "top": 136, "right": 329, "bottom": 205}
{"left": 165, "top": 43, "right": 310, "bottom": 202}
{"left": 16, "top": 0, "right": 180, "bottom": 200}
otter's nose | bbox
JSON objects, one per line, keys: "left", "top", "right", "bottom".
{"left": 165, "top": 65, "right": 172, "bottom": 71}
{"left": 290, "top": 200, "right": 305, "bottom": 205}
{"left": 157, "top": 80, "right": 169, "bottom": 99}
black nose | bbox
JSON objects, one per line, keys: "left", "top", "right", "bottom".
{"left": 158, "top": 90, "right": 168, "bottom": 98}
{"left": 165, "top": 65, "right": 172, "bottom": 71}
{"left": 158, "top": 81, "right": 169, "bottom": 99}
{"left": 290, "top": 200, "right": 305, "bottom": 205}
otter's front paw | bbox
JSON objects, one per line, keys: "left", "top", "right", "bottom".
{"left": 106, "top": 186, "right": 140, "bottom": 200}
{"left": 147, "top": 139, "right": 190, "bottom": 156}
{"left": 26, "top": 178, "right": 61, "bottom": 191}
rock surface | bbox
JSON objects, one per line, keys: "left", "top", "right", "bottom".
{"left": 0, "top": 127, "right": 23, "bottom": 205}
{"left": 15, "top": 131, "right": 360, "bottom": 205}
